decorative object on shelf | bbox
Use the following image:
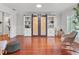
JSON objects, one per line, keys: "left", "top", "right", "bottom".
{"left": 24, "top": 16, "right": 31, "bottom": 29}
{"left": 48, "top": 16, "right": 54, "bottom": 28}
{"left": 49, "top": 25, "right": 54, "bottom": 28}
{"left": 25, "top": 21, "right": 27, "bottom": 24}
{"left": 0, "top": 21, "right": 2, "bottom": 24}
{"left": 25, "top": 25, "right": 30, "bottom": 28}
{"left": 28, "top": 22, "right": 30, "bottom": 24}
{"left": 26, "top": 17, "right": 30, "bottom": 20}
{"left": 50, "top": 20, "right": 54, "bottom": 24}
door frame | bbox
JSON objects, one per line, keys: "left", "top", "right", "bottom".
{"left": 32, "top": 14, "right": 39, "bottom": 36}
{"left": 32, "top": 14, "right": 47, "bottom": 37}
{"left": 40, "top": 14, "right": 47, "bottom": 37}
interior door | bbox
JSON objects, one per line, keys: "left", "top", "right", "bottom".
{"left": 32, "top": 15, "right": 47, "bottom": 36}
{"left": 32, "top": 15, "right": 38, "bottom": 36}
{"left": 40, "top": 15, "right": 47, "bottom": 36}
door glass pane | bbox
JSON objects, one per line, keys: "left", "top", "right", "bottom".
{"left": 33, "top": 16, "right": 38, "bottom": 35}
{"left": 41, "top": 16, "right": 46, "bottom": 35}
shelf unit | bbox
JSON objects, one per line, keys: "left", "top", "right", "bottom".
{"left": 47, "top": 16, "right": 55, "bottom": 36}
{"left": 24, "top": 16, "right": 32, "bottom": 36}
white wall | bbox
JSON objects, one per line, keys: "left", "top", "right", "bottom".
{"left": 56, "top": 14, "right": 62, "bottom": 30}
{"left": 60, "top": 8, "right": 73, "bottom": 34}
{"left": 16, "top": 13, "right": 24, "bottom": 35}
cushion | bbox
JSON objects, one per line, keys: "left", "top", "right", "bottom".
{"left": 5, "top": 40, "right": 20, "bottom": 53}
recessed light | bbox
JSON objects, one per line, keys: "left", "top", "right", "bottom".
{"left": 36, "top": 4, "right": 42, "bottom": 8}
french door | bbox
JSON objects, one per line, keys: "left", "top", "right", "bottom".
{"left": 32, "top": 14, "right": 47, "bottom": 36}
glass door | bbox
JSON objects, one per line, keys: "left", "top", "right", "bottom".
{"left": 32, "top": 14, "right": 47, "bottom": 36}
{"left": 32, "top": 15, "right": 39, "bottom": 36}
{"left": 40, "top": 15, "right": 47, "bottom": 36}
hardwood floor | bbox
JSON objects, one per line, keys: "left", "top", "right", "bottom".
{"left": 8, "top": 36, "right": 73, "bottom": 55}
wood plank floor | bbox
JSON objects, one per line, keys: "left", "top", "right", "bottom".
{"left": 8, "top": 36, "right": 73, "bottom": 55}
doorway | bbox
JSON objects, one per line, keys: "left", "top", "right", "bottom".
{"left": 32, "top": 14, "right": 47, "bottom": 36}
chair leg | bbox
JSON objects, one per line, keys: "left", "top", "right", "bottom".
{"left": 4, "top": 50, "right": 7, "bottom": 54}
{"left": 0, "top": 50, "right": 3, "bottom": 55}
{"left": 0, "top": 50, "right": 4, "bottom": 55}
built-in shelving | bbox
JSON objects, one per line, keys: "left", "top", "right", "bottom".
{"left": 24, "top": 16, "right": 32, "bottom": 36}
{"left": 47, "top": 16, "right": 55, "bottom": 36}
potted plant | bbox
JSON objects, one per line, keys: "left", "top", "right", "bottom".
{"left": 73, "top": 4, "right": 79, "bottom": 30}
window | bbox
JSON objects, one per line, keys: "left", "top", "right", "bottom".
{"left": 67, "top": 15, "right": 79, "bottom": 37}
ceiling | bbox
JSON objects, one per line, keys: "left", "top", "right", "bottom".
{"left": 3, "top": 3, "right": 76, "bottom": 14}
